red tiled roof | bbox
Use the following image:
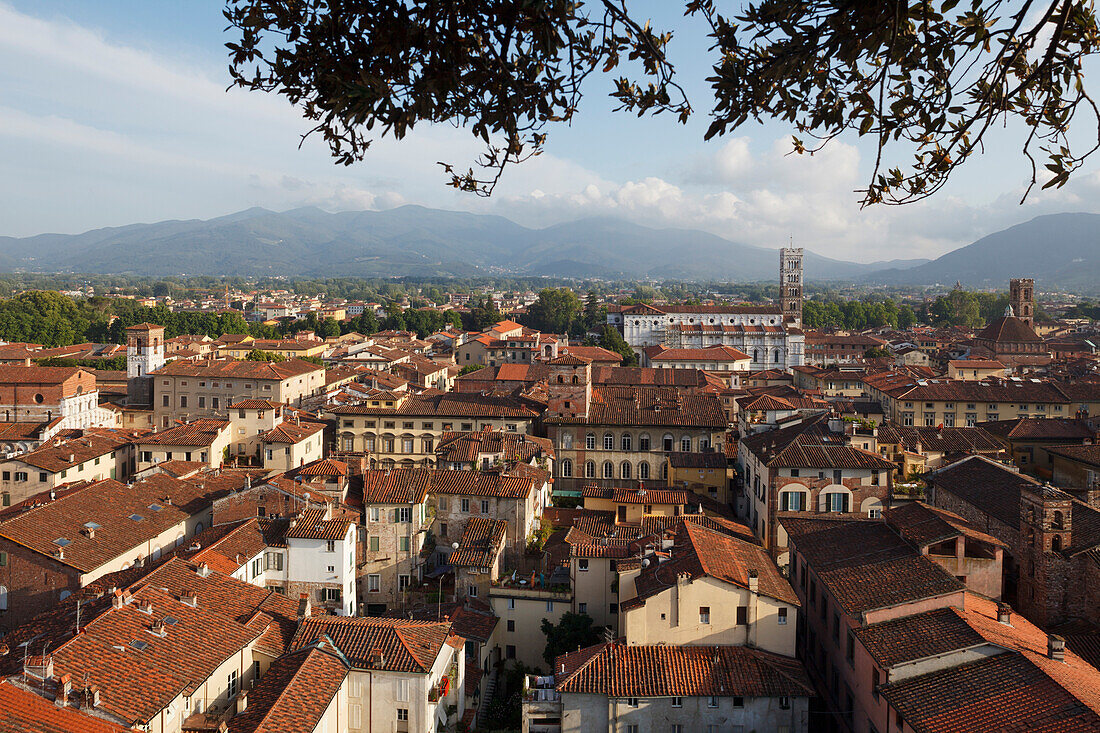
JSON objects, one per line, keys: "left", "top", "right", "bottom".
{"left": 627, "top": 522, "right": 797, "bottom": 609}
{"left": 228, "top": 399, "right": 283, "bottom": 409}
{"left": 137, "top": 418, "right": 229, "bottom": 446}
{"left": 291, "top": 616, "right": 458, "bottom": 672}
{"left": 582, "top": 485, "right": 696, "bottom": 506}
{"left": 649, "top": 345, "right": 751, "bottom": 362}
{"left": 740, "top": 413, "right": 894, "bottom": 470}
{"left": 332, "top": 391, "right": 538, "bottom": 419}
{"left": 9, "top": 429, "right": 139, "bottom": 473}
{"left": 787, "top": 518, "right": 965, "bottom": 615}
{"left": 555, "top": 642, "right": 814, "bottom": 698}
{"left": 853, "top": 607, "right": 987, "bottom": 669}
{"left": 435, "top": 428, "right": 554, "bottom": 463}
{"left": 0, "top": 365, "right": 88, "bottom": 384}
{"left": 228, "top": 641, "right": 349, "bottom": 733}
{"left": 0, "top": 475, "right": 241, "bottom": 573}
{"left": 928, "top": 455, "right": 1039, "bottom": 528}
{"left": 979, "top": 417, "right": 1096, "bottom": 441}
{"left": 545, "top": 385, "right": 726, "bottom": 428}
{"left": 261, "top": 420, "right": 325, "bottom": 444}
{"left": 975, "top": 315, "right": 1043, "bottom": 344}
{"left": 0, "top": 680, "right": 129, "bottom": 733}
{"left": 449, "top": 517, "right": 508, "bottom": 567}
{"left": 294, "top": 458, "right": 348, "bottom": 477}
{"left": 885, "top": 502, "right": 1007, "bottom": 550}
{"left": 285, "top": 508, "right": 353, "bottom": 541}
{"left": 155, "top": 358, "right": 322, "bottom": 379}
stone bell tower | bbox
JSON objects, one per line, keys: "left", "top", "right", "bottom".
{"left": 1010, "top": 278, "right": 1035, "bottom": 328}
{"left": 126, "top": 323, "right": 165, "bottom": 407}
{"left": 780, "top": 246, "right": 803, "bottom": 327}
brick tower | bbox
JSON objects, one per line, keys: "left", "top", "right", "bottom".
{"left": 1018, "top": 482, "right": 1072, "bottom": 626}
{"left": 780, "top": 247, "right": 803, "bottom": 327}
{"left": 546, "top": 354, "right": 591, "bottom": 420}
{"left": 126, "top": 323, "right": 165, "bottom": 407}
{"left": 1010, "top": 278, "right": 1035, "bottom": 328}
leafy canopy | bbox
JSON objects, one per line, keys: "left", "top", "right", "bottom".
{"left": 226, "top": 0, "right": 1100, "bottom": 204}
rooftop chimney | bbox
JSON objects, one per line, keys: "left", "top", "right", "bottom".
{"left": 237, "top": 689, "right": 249, "bottom": 713}
{"left": 53, "top": 674, "right": 72, "bottom": 708}
{"left": 1049, "top": 634, "right": 1066, "bottom": 662}
{"left": 748, "top": 569, "right": 759, "bottom": 594}
{"left": 297, "top": 593, "right": 311, "bottom": 619}
{"left": 996, "top": 602, "right": 1012, "bottom": 625}
{"left": 138, "top": 601, "right": 153, "bottom": 615}
{"left": 196, "top": 562, "right": 211, "bottom": 578}
{"left": 180, "top": 589, "right": 197, "bottom": 608}
{"left": 81, "top": 526, "right": 95, "bottom": 539}
{"left": 370, "top": 648, "right": 386, "bottom": 667}
{"left": 151, "top": 619, "right": 166, "bottom": 637}
{"left": 81, "top": 685, "right": 100, "bottom": 710}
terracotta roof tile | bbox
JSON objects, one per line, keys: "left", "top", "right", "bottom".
{"left": 853, "top": 607, "right": 987, "bottom": 668}
{"left": 789, "top": 519, "right": 964, "bottom": 615}
{"left": 555, "top": 642, "right": 814, "bottom": 698}
{"left": 8, "top": 429, "right": 140, "bottom": 473}
{"left": 545, "top": 385, "right": 726, "bottom": 428}
{"left": 0, "top": 680, "right": 129, "bottom": 733}
{"left": 333, "top": 392, "right": 538, "bottom": 419}
{"left": 628, "top": 522, "right": 797, "bottom": 608}
{"left": 284, "top": 508, "right": 353, "bottom": 541}
{"left": 928, "top": 455, "right": 1038, "bottom": 527}
{"left": 137, "top": 418, "right": 229, "bottom": 446}
{"left": 155, "top": 358, "right": 322, "bottom": 379}
{"left": 291, "top": 616, "right": 457, "bottom": 673}
{"left": 435, "top": 429, "right": 555, "bottom": 463}
{"left": 227, "top": 642, "right": 349, "bottom": 733}
{"left": 0, "top": 475, "right": 241, "bottom": 573}
{"left": 449, "top": 517, "right": 508, "bottom": 567}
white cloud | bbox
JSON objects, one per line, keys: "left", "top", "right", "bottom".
{"left": 2, "top": 1, "right": 1100, "bottom": 266}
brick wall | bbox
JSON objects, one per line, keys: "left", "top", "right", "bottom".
{"left": 0, "top": 538, "right": 81, "bottom": 633}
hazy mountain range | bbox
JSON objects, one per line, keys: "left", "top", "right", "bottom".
{"left": 0, "top": 206, "right": 1095, "bottom": 290}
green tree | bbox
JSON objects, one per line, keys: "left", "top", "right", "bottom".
{"left": 459, "top": 364, "right": 485, "bottom": 376}
{"left": 527, "top": 288, "right": 583, "bottom": 335}
{"left": 225, "top": 0, "right": 1100, "bottom": 204}
{"left": 316, "top": 317, "right": 341, "bottom": 340}
{"left": 583, "top": 290, "right": 604, "bottom": 332}
{"left": 246, "top": 349, "right": 287, "bottom": 362}
{"left": 599, "top": 325, "right": 638, "bottom": 367}
{"left": 541, "top": 612, "right": 601, "bottom": 665}
{"left": 897, "top": 305, "right": 918, "bottom": 330}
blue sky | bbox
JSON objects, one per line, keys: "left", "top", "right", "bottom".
{"left": 2, "top": 0, "right": 1099, "bottom": 262}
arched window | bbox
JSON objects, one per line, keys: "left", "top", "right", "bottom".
{"left": 0, "top": 585, "right": 6, "bottom": 611}
{"left": 773, "top": 349, "right": 780, "bottom": 363}
{"left": 561, "top": 459, "right": 573, "bottom": 478}
{"left": 639, "top": 433, "right": 651, "bottom": 451}
{"left": 59, "top": 590, "right": 71, "bottom": 602}
{"left": 585, "top": 433, "right": 596, "bottom": 450}
{"left": 753, "top": 349, "right": 760, "bottom": 362}
{"left": 1053, "top": 510, "right": 1065, "bottom": 529}
{"left": 557, "top": 375, "right": 564, "bottom": 383}
{"left": 663, "top": 433, "right": 674, "bottom": 452}
{"left": 621, "top": 434, "right": 632, "bottom": 451}
{"left": 562, "top": 433, "right": 574, "bottom": 450}
{"left": 680, "top": 436, "right": 692, "bottom": 452}
{"left": 660, "top": 462, "right": 669, "bottom": 480}
{"left": 620, "top": 462, "right": 632, "bottom": 479}
{"left": 571, "top": 376, "right": 579, "bottom": 384}
{"left": 603, "top": 433, "right": 614, "bottom": 450}
{"left": 602, "top": 461, "right": 614, "bottom": 479}
{"left": 585, "top": 461, "right": 596, "bottom": 478}
{"left": 1052, "top": 535, "right": 1063, "bottom": 551}
{"left": 638, "top": 462, "right": 650, "bottom": 479}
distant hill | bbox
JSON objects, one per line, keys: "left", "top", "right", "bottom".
{"left": 0, "top": 206, "right": 923, "bottom": 281}
{"left": 866, "top": 213, "right": 1100, "bottom": 291}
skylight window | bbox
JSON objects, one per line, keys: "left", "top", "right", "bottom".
{"left": 148, "top": 504, "right": 163, "bottom": 512}
{"left": 53, "top": 538, "right": 71, "bottom": 547}
{"left": 83, "top": 521, "right": 101, "bottom": 530}
{"left": 129, "top": 514, "right": 144, "bottom": 522}
{"left": 162, "top": 616, "right": 179, "bottom": 626}
{"left": 129, "top": 639, "right": 150, "bottom": 651}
